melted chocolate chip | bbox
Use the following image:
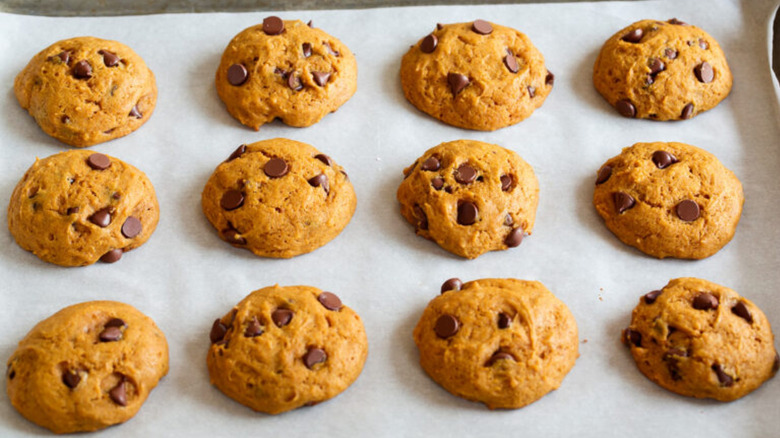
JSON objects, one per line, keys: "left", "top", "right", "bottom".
{"left": 227, "top": 63, "right": 248, "bottom": 86}
{"left": 676, "top": 200, "right": 700, "bottom": 221}
{"left": 421, "top": 34, "right": 438, "bottom": 53}
{"left": 129, "top": 105, "right": 142, "bottom": 119}
{"left": 624, "top": 328, "right": 642, "bottom": 347}
{"left": 644, "top": 290, "right": 662, "bottom": 304}
{"left": 527, "top": 86, "right": 536, "bottom": 98}
{"left": 309, "top": 174, "right": 329, "bottom": 193}
{"left": 455, "top": 164, "right": 477, "bottom": 184}
{"left": 500, "top": 175, "right": 513, "bottom": 191}
{"left": 665, "top": 48, "right": 678, "bottom": 59}
{"left": 497, "top": 313, "right": 511, "bottom": 329}
{"left": 432, "top": 177, "right": 444, "bottom": 190}
{"left": 99, "top": 50, "right": 120, "bottom": 67}
{"left": 221, "top": 190, "right": 245, "bottom": 211}
{"left": 680, "top": 103, "right": 694, "bottom": 120}
{"left": 712, "top": 363, "right": 734, "bottom": 387}
{"left": 303, "top": 348, "right": 327, "bottom": 369}
{"left": 486, "top": 351, "right": 514, "bottom": 366}
{"left": 272, "top": 309, "right": 294, "bottom": 327}
{"left": 504, "top": 215, "right": 513, "bottom": 226}
{"left": 457, "top": 201, "right": 478, "bottom": 225}
{"left": 87, "top": 153, "right": 111, "bottom": 170}
{"left": 105, "top": 318, "right": 126, "bottom": 328}
{"left": 244, "top": 317, "right": 263, "bottom": 337}
{"left": 668, "top": 18, "right": 688, "bottom": 25}
{"left": 616, "top": 99, "right": 636, "bottom": 118}
{"left": 652, "top": 150, "right": 678, "bottom": 169}
{"left": 121, "top": 217, "right": 142, "bottom": 238}
{"left": 447, "top": 73, "right": 469, "bottom": 95}
{"left": 302, "top": 42, "right": 312, "bottom": 58}
{"left": 649, "top": 58, "right": 665, "bottom": 75}
{"left": 472, "top": 20, "right": 493, "bottom": 35}
{"left": 109, "top": 380, "right": 127, "bottom": 406}
{"left": 437, "top": 23, "right": 444, "bottom": 30}
{"left": 100, "top": 249, "right": 123, "bottom": 263}
{"left": 210, "top": 319, "right": 228, "bottom": 343}
{"left": 694, "top": 62, "right": 714, "bottom": 83}
{"left": 67, "top": 207, "right": 80, "bottom": 215}
{"left": 505, "top": 228, "right": 524, "bottom": 248}
{"left": 323, "top": 42, "right": 339, "bottom": 56}
{"left": 62, "top": 370, "right": 81, "bottom": 389}
{"left": 731, "top": 301, "right": 753, "bottom": 324}
{"left": 99, "top": 326, "right": 123, "bottom": 342}
{"left": 699, "top": 38, "right": 709, "bottom": 50}
{"left": 413, "top": 205, "right": 428, "bottom": 230}
{"left": 49, "top": 50, "right": 71, "bottom": 65}
{"left": 693, "top": 293, "right": 719, "bottom": 310}
{"left": 622, "top": 28, "right": 644, "bottom": 43}
{"left": 287, "top": 73, "right": 303, "bottom": 91}
{"left": 263, "top": 16, "right": 285, "bottom": 35}
{"left": 315, "top": 154, "right": 333, "bottom": 166}
{"left": 440, "top": 278, "right": 462, "bottom": 294}
{"left": 318, "top": 292, "right": 342, "bottom": 311}
{"left": 312, "top": 71, "right": 331, "bottom": 87}
{"left": 421, "top": 156, "right": 440, "bottom": 171}
{"left": 264, "top": 158, "right": 289, "bottom": 178}
{"left": 89, "top": 208, "right": 112, "bottom": 227}
{"left": 614, "top": 192, "right": 635, "bottom": 213}
{"left": 72, "top": 60, "right": 93, "bottom": 79}
{"left": 545, "top": 70, "right": 555, "bottom": 86}
{"left": 596, "top": 165, "right": 612, "bottom": 185}
{"left": 226, "top": 144, "right": 247, "bottom": 162}
{"left": 504, "top": 53, "right": 519, "bottom": 73}
{"left": 434, "top": 314, "right": 459, "bottom": 338}
{"left": 223, "top": 229, "right": 247, "bottom": 245}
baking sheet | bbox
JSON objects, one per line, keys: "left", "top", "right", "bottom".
{"left": 1, "top": 0, "right": 779, "bottom": 436}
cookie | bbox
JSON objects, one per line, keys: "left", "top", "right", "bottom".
{"left": 397, "top": 139, "right": 538, "bottom": 259}
{"left": 413, "top": 278, "right": 578, "bottom": 409}
{"left": 215, "top": 16, "right": 357, "bottom": 130}
{"left": 206, "top": 285, "right": 368, "bottom": 414}
{"left": 7, "top": 150, "right": 160, "bottom": 266}
{"left": 593, "top": 18, "right": 732, "bottom": 120}
{"left": 201, "top": 138, "right": 356, "bottom": 258}
{"left": 593, "top": 142, "right": 742, "bottom": 259}
{"left": 6, "top": 301, "right": 169, "bottom": 434}
{"left": 14, "top": 36, "right": 157, "bottom": 147}
{"left": 622, "top": 278, "right": 778, "bottom": 401}
{"left": 400, "top": 20, "right": 553, "bottom": 131}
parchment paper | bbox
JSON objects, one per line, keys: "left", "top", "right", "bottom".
{"left": 1, "top": 0, "right": 779, "bottom": 436}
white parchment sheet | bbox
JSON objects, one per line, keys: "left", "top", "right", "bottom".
{"left": 1, "top": 0, "right": 779, "bottom": 436}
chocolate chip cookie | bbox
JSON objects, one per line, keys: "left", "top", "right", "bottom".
{"left": 593, "top": 141, "right": 743, "bottom": 259}
{"left": 622, "top": 278, "right": 778, "bottom": 401}
{"left": 215, "top": 17, "right": 357, "bottom": 130}
{"left": 207, "top": 285, "right": 368, "bottom": 414}
{"left": 14, "top": 36, "right": 157, "bottom": 147}
{"left": 7, "top": 150, "right": 160, "bottom": 266}
{"left": 400, "top": 20, "right": 553, "bottom": 131}
{"left": 6, "top": 301, "right": 169, "bottom": 434}
{"left": 201, "top": 138, "right": 356, "bottom": 258}
{"left": 397, "top": 139, "right": 538, "bottom": 259}
{"left": 413, "top": 278, "right": 578, "bottom": 409}
{"left": 593, "top": 18, "right": 732, "bottom": 120}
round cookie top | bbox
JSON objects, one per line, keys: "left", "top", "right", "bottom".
{"left": 622, "top": 278, "right": 778, "bottom": 401}
{"left": 206, "top": 285, "right": 368, "bottom": 414}
{"left": 201, "top": 138, "right": 356, "bottom": 258}
{"left": 215, "top": 17, "right": 357, "bottom": 130}
{"left": 14, "top": 36, "right": 157, "bottom": 147}
{"left": 7, "top": 149, "right": 160, "bottom": 266}
{"left": 397, "top": 139, "right": 538, "bottom": 259}
{"left": 593, "top": 18, "right": 732, "bottom": 121}
{"left": 400, "top": 20, "right": 553, "bottom": 131}
{"left": 6, "top": 301, "right": 169, "bottom": 434}
{"left": 413, "top": 278, "right": 578, "bottom": 409}
{"left": 593, "top": 141, "right": 743, "bottom": 259}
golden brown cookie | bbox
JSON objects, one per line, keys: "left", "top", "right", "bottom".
{"left": 593, "top": 142, "right": 743, "bottom": 259}
{"left": 413, "top": 278, "right": 578, "bottom": 409}
{"left": 593, "top": 18, "right": 732, "bottom": 120}
{"left": 201, "top": 139, "right": 355, "bottom": 258}
{"left": 622, "top": 278, "right": 779, "bottom": 401}
{"left": 14, "top": 36, "right": 157, "bottom": 147}
{"left": 6, "top": 301, "right": 169, "bottom": 434}
{"left": 400, "top": 20, "right": 553, "bottom": 131}
{"left": 215, "top": 16, "right": 357, "bottom": 130}
{"left": 206, "top": 285, "right": 368, "bottom": 414}
{"left": 7, "top": 150, "right": 160, "bottom": 266}
{"left": 397, "top": 139, "right": 538, "bottom": 259}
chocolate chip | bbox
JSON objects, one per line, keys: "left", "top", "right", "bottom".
{"left": 694, "top": 62, "right": 714, "bottom": 83}
{"left": 274, "top": 67, "right": 289, "bottom": 78}
{"left": 665, "top": 48, "right": 678, "bottom": 59}
{"left": 121, "top": 217, "right": 142, "bottom": 238}
{"left": 712, "top": 363, "right": 734, "bottom": 387}
{"left": 440, "top": 278, "right": 462, "bottom": 294}
{"left": 447, "top": 73, "right": 469, "bottom": 95}
{"left": 472, "top": 20, "right": 493, "bottom": 35}
{"left": 287, "top": 73, "right": 303, "bottom": 91}
{"left": 676, "top": 200, "right": 700, "bottom": 221}
{"left": 455, "top": 164, "right": 477, "bottom": 184}
{"left": 318, "top": 292, "right": 342, "bottom": 311}
{"left": 89, "top": 208, "right": 112, "bottom": 227}
{"left": 497, "top": 313, "right": 511, "bottom": 329}
{"left": 421, "top": 34, "right": 438, "bottom": 53}
{"left": 624, "top": 328, "right": 642, "bottom": 347}
{"left": 62, "top": 115, "right": 70, "bottom": 124}
{"left": 485, "top": 351, "right": 514, "bottom": 366}
{"left": 434, "top": 314, "right": 459, "bottom": 338}
{"left": 263, "top": 16, "right": 285, "bottom": 35}
{"left": 437, "top": 23, "right": 444, "bottom": 30}
{"left": 545, "top": 70, "right": 555, "bottom": 86}
{"left": 652, "top": 150, "right": 678, "bottom": 169}
{"left": 649, "top": 58, "right": 665, "bottom": 75}
{"left": 616, "top": 99, "right": 636, "bottom": 118}
{"left": 226, "top": 144, "right": 247, "bottom": 162}
{"left": 244, "top": 316, "right": 263, "bottom": 337}
{"left": 87, "top": 153, "right": 111, "bottom": 170}
{"left": 432, "top": 177, "right": 444, "bottom": 190}
{"left": 312, "top": 71, "right": 331, "bottom": 87}
{"left": 644, "top": 290, "right": 662, "bottom": 304}
{"left": 504, "top": 215, "right": 513, "bottom": 226}
{"left": 679, "top": 103, "right": 695, "bottom": 120}
{"left": 668, "top": 18, "right": 688, "bottom": 25}
{"left": 105, "top": 318, "right": 126, "bottom": 328}
{"left": 72, "top": 60, "right": 92, "bottom": 79}
{"left": 614, "top": 192, "right": 635, "bottom": 213}
{"left": 500, "top": 175, "right": 513, "bottom": 191}
{"left": 315, "top": 154, "right": 333, "bottom": 166}
{"left": 413, "top": 205, "right": 428, "bottom": 230}
{"left": 210, "top": 319, "right": 228, "bottom": 343}
{"left": 307, "top": 20, "right": 313, "bottom": 28}
{"left": 227, "top": 63, "right": 248, "bottom": 86}
{"left": 302, "top": 42, "right": 312, "bottom": 58}
{"left": 457, "top": 201, "right": 478, "bottom": 225}
{"left": 323, "top": 42, "right": 339, "bottom": 56}
{"left": 699, "top": 38, "right": 709, "bottom": 50}
{"left": 505, "top": 228, "right": 523, "bottom": 247}
{"left": 98, "top": 50, "right": 120, "bottom": 67}
{"left": 62, "top": 370, "right": 81, "bottom": 389}
{"left": 49, "top": 50, "right": 71, "bottom": 65}
{"left": 129, "top": 105, "right": 142, "bottom": 119}
{"left": 221, "top": 190, "right": 245, "bottom": 211}
{"left": 100, "top": 249, "right": 123, "bottom": 263}
{"left": 223, "top": 229, "right": 246, "bottom": 245}
{"left": 67, "top": 207, "right": 80, "bottom": 215}
{"left": 731, "top": 301, "right": 753, "bottom": 324}
{"left": 99, "top": 326, "right": 123, "bottom": 342}
{"left": 421, "top": 156, "right": 440, "bottom": 171}
{"left": 504, "top": 53, "right": 519, "bottom": 73}
{"left": 596, "top": 165, "right": 612, "bottom": 185}
{"left": 308, "top": 174, "right": 329, "bottom": 193}
{"left": 622, "top": 28, "right": 644, "bottom": 43}
{"left": 665, "top": 348, "right": 688, "bottom": 358}
{"left": 693, "top": 292, "right": 719, "bottom": 310}
{"left": 773, "top": 353, "right": 780, "bottom": 373}
{"left": 264, "top": 158, "right": 289, "bottom": 178}
{"left": 109, "top": 380, "right": 127, "bottom": 406}
{"left": 303, "top": 348, "right": 327, "bottom": 369}
{"left": 272, "top": 309, "right": 294, "bottom": 327}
